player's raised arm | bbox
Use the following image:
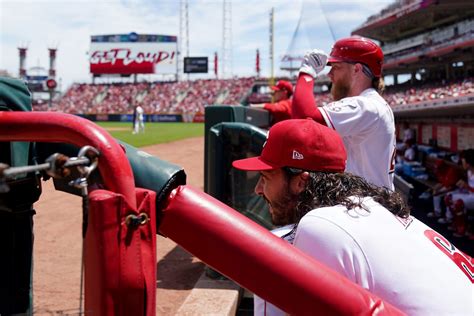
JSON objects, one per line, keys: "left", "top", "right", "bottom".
{"left": 292, "top": 49, "right": 327, "bottom": 125}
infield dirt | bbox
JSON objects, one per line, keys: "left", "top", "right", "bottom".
{"left": 33, "top": 136, "right": 205, "bottom": 315}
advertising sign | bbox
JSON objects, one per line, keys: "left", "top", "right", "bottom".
{"left": 90, "top": 33, "right": 177, "bottom": 75}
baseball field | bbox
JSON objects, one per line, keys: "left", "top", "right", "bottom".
{"left": 98, "top": 122, "right": 205, "bottom": 147}
{"left": 33, "top": 122, "right": 206, "bottom": 315}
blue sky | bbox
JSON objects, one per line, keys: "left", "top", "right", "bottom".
{"left": 0, "top": 0, "right": 394, "bottom": 90}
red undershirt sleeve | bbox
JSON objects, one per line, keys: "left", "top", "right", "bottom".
{"left": 292, "top": 73, "right": 326, "bottom": 126}
{"left": 264, "top": 100, "right": 289, "bottom": 113}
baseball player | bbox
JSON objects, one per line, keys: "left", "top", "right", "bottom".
{"left": 133, "top": 104, "right": 145, "bottom": 134}
{"left": 250, "top": 80, "right": 293, "bottom": 125}
{"left": 292, "top": 36, "right": 396, "bottom": 190}
{"left": 232, "top": 119, "right": 473, "bottom": 315}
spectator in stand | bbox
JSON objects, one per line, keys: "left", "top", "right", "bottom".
{"left": 443, "top": 149, "right": 474, "bottom": 239}
{"left": 250, "top": 80, "right": 293, "bottom": 125}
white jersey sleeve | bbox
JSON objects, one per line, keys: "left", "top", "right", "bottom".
{"left": 320, "top": 96, "right": 379, "bottom": 141}
{"left": 292, "top": 211, "right": 372, "bottom": 288}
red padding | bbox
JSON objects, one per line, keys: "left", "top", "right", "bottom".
{"left": 85, "top": 188, "right": 156, "bottom": 316}
{"left": 159, "top": 185, "right": 404, "bottom": 315}
{"left": 0, "top": 111, "right": 136, "bottom": 207}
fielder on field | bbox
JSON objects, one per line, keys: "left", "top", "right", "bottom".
{"left": 233, "top": 119, "right": 473, "bottom": 316}
{"left": 292, "top": 36, "right": 396, "bottom": 190}
{"left": 133, "top": 104, "right": 145, "bottom": 134}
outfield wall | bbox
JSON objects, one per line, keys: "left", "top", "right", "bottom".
{"left": 78, "top": 113, "right": 205, "bottom": 123}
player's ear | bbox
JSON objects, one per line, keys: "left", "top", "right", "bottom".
{"left": 291, "top": 171, "right": 310, "bottom": 194}
{"left": 353, "top": 63, "right": 363, "bottom": 75}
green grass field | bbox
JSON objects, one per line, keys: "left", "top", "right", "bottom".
{"left": 97, "top": 122, "right": 204, "bottom": 148}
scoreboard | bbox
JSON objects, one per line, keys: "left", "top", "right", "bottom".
{"left": 184, "top": 57, "right": 208, "bottom": 74}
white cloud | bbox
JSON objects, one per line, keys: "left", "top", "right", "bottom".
{"left": 0, "top": 0, "right": 393, "bottom": 90}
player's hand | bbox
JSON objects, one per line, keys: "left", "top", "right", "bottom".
{"left": 299, "top": 49, "right": 328, "bottom": 78}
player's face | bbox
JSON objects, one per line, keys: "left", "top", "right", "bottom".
{"left": 272, "top": 89, "right": 287, "bottom": 102}
{"left": 254, "top": 169, "right": 298, "bottom": 226}
{"left": 328, "top": 62, "right": 353, "bottom": 101}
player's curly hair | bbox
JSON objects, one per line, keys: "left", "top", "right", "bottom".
{"left": 284, "top": 170, "right": 410, "bottom": 223}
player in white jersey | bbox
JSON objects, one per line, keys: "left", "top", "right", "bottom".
{"left": 292, "top": 36, "right": 396, "bottom": 190}
{"left": 133, "top": 104, "right": 145, "bottom": 134}
{"left": 232, "top": 119, "right": 473, "bottom": 316}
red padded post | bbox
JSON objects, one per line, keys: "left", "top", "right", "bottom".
{"left": 0, "top": 111, "right": 135, "bottom": 207}
{"left": 86, "top": 188, "right": 156, "bottom": 316}
{"left": 159, "top": 185, "right": 404, "bottom": 315}
{"left": 0, "top": 112, "right": 158, "bottom": 315}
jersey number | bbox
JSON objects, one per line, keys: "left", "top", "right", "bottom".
{"left": 389, "top": 146, "right": 396, "bottom": 173}
{"left": 425, "top": 229, "right": 474, "bottom": 283}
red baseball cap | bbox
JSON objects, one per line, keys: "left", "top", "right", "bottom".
{"left": 232, "top": 119, "right": 346, "bottom": 172}
{"left": 270, "top": 80, "right": 293, "bottom": 96}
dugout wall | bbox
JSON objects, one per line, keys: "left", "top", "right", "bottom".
{"left": 204, "top": 105, "right": 273, "bottom": 228}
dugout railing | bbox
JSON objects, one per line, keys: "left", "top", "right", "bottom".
{"left": 1, "top": 111, "right": 403, "bottom": 315}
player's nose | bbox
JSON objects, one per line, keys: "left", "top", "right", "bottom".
{"left": 328, "top": 67, "right": 334, "bottom": 79}
{"left": 254, "top": 176, "right": 264, "bottom": 196}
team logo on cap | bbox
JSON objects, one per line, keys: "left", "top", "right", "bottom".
{"left": 262, "top": 130, "right": 270, "bottom": 148}
{"left": 292, "top": 150, "right": 304, "bottom": 160}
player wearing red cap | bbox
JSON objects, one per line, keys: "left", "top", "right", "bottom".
{"left": 233, "top": 119, "right": 473, "bottom": 315}
{"left": 292, "top": 36, "right": 396, "bottom": 190}
{"left": 250, "top": 80, "right": 293, "bottom": 125}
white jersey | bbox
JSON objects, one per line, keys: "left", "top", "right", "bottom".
{"left": 292, "top": 198, "right": 473, "bottom": 315}
{"left": 319, "top": 88, "right": 396, "bottom": 190}
{"left": 136, "top": 105, "right": 144, "bottom": 121}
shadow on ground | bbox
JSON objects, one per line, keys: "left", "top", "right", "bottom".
{"left": 156, "top": 245, "right": 204, "bottom": 290}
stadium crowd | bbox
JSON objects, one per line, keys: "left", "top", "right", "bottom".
{"left": 38, "top": 77, "right": 254, "bottom": 114}
{"left": 311, "top": 76, "right": 474, "bottom": 108}
{"left": 33, "top": 76, "right": 474, "bottom": 114}
{"left": 385, "top": 77, "right": 474, "bottom": 107}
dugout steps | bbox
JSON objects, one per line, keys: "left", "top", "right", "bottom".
{"left": 175, "top": 270, "right": 241, "bottom": 315}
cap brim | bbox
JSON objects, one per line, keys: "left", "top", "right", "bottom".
{"left": 327, "top": 56, "right": 345, "bottom": 65}
{"left": 232, "top": 156, "right": 278, "bottom": 171}
{"left": 270, "top": 86, "right": 280, "bottom": 91}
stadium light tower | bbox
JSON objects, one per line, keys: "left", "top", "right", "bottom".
{"left": 269, "top": 7, "right": 275, "bottom": 86}
{"left": 48, "top": 47, "right": 58, "bottom": 79}
{"left": 179, "top": 0, "right": 190, "bottom": 81}
{"left": 222, "top": 0, "right": 233, "bottom": 79}
{"left": 18, "top": 45, "right": 28, "bottom": 79}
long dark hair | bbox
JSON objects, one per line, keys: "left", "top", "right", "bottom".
{"left": 285, "top": 170, "right": 410, "bottom": 224}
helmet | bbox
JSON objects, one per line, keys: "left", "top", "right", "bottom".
{"left": 328, "top": 36, "right": 383, "bottom": 77}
